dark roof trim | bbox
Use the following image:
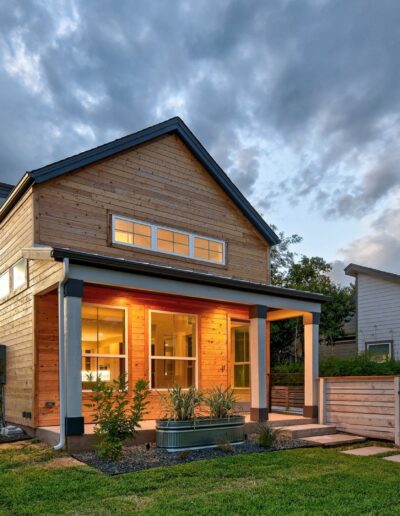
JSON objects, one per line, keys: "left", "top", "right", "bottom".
{"left": 0, "top": 182, "right": 15, "bottom": 198}
{"left": 52, "top": 247, "right": 329, "bottom": 303}
{"left": 9, "top": 117, "right": 278, "bottom": 245}
{"left": 345, "top": 263, "right": 400, "bottom": 285}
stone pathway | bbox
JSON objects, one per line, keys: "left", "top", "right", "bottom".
{"left": 382, "top": 454, "right": 400, "bottom": 462}
{"left": 302, "top": 434, "right": 365, "bottom": 447}
{"left": 342, "top": 446, "right": 392, "bottom": 456}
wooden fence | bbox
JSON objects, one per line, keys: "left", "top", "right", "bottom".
{"left": 271, "top": 386, "right": 304, "bottom": 410}
{"left": 319, "top": 376, "right": 400, "bottom": 445}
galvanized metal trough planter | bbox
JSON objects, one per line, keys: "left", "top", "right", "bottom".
{"left": 156, "top": 415, "right": 245, "bottom": 450}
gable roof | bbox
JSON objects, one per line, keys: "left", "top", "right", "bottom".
{"left": 0, "top": 117, "right": 279, "bottom": 245}
{"left": 345, "top": 263, "right": 400, "bottom": 285}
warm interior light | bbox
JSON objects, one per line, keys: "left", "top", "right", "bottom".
{"left": 81, "top": 370, "right": 111, "bottom": 382}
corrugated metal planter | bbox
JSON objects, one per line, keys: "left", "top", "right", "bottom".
{"left": 156, "top": 416, "right": 245, "bottom": 450}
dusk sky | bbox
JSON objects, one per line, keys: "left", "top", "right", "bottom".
{"left": 0, "top": 1, "right": 399, "bottom": 284}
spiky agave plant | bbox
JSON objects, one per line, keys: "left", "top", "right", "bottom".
{"left": 205, "top": 385, "right": 237, "bottom": 419}
{"left": 161, "top": 385, "right": 203, "bottom": 420}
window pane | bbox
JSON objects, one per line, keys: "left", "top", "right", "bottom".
{"left": 194, "top": 237, "right": 209, "bottom": 250}
{"left": 133, "top": 223, "right": 151, "bottom": 237}
{"left": 157, "top": 228, "right": 173, "bottom": 242}
{"left": 175, "top": 233, "right": 189, "bottom": 245}
{"left": 0, "top": 271, "right": 10, "bottom": 300}
{"left": 12, "top": 259, "right": 26, "bottom": 290}
{"left": 133, "top": 234, "right": 151, "bottom": 247}
{"left": 151, "top": 359, "right": 194, "bottom": 389}
{"left": 151, "top": 312, "right": 196, "bottom": 358}
{"left": 114, "top": 230, "right": 133, "bottom": 244}
{"left": 367, "top": 343, "right": 390, "bottom": 362}
{"left": 81, "top": 357, "right": 125, "bottom": 389}
{"left": 209, "top": 250, "right": 223, "bottom": 263}
{"left": 234, "top": 364, "right": 250, "bottom": 388}
{"left": 115, "top": 218, "right": 133, "bottom": 233}
{"left": 81, "top": 305, "right": 125, "bottom": 355}
{"left": 194, "top": 247, "right": 209, "bottom": 260}
{"left": 97, "top": 307, "right": 125, "bottom": 355}
{"left": 174, "top": 243, "right": 189, "bottom": 256}
{"left": 157, "top": 239, "right": 174, "bottom": 252}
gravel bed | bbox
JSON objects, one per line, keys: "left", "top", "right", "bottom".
{"left": 0, "top": 435, "right": 31, "bottom": 445}
{"left": 73, "top": 437, "right": 312, "bottom": 475}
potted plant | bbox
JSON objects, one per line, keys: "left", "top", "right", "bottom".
{"left": 156, "top": 385, "right": 245, "bottom": 450}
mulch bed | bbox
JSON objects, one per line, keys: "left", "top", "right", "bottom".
{"left": 73, "top": 436, "right": 312, "bottom": 475}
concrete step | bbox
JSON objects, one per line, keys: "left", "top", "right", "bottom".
{"left": 279, "top": 424, "right": 337, "bottom": 439}
{"left": 302, "top": 433, "right": 366, "bottom": 447}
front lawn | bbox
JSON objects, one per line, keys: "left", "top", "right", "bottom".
{"left": 0, "top": 441, "right": 399, "bottom": 515}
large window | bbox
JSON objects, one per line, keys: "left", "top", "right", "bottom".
{"left": 366, "top": 341, "right": 392, "bottom": 363}
{"left": 112, "top": 214, "right": 225, "bottom": 264}
{"left": 0, "top": 258, "right": 28, "bottom": 302}
{"left": 81, "top": 305, "right": 127, "bottom": 390}
{"left": 150, "top": 311, "right": 197, "bottom": 389}
{"left": 0, "top": 271, "right": 9, "bottom": 301}
{"left": 231, "top": 321, "right": 250, "bottom": 388}
{"left": 12, "top": 258, "right": 27, "bottom": 291}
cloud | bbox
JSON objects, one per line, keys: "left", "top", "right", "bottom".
{"left": 0, "top": 0, "right": 398, "bottom": 260}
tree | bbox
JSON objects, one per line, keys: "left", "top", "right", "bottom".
{"left": 270, "top": 231, "right": 355, "bottom": 364}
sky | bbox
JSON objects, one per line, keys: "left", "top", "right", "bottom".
{"left": 0, "top": 0, "right": 399, "bottom": 285}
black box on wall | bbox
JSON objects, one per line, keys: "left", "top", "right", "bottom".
{"left": 0, "top": 345, "right": 6, "bottom": 384}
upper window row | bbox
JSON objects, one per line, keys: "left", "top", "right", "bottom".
{"left": 112, "top": 215, "right": 225, "bottom": 265}
{"left": 0, "top": 258, "right": 27, "bottom": 301}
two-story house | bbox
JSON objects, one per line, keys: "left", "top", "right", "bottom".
{"left": 0, "top": 117, "right": 326, "bottom": 449}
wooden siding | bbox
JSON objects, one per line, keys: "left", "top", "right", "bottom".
{"left": 357, "top": 274, "right": 400, "bottom": 359}
{"left": 0, "top": 188, "right": 63, "bottom": 426}
{"left": 35, "top": 284, "right": 253, "bottom": 426}
{"left": 321, "top": 377, "right": 398, "bottom": 441}
{"left": 34, "top": 134, "right": 270, "bottom": 283}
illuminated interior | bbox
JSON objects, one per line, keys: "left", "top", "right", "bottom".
{"left": 81, "top": 305, "right": 126, "bottom": 389}
{"left": 231, "top": 320, "right": 250, "bottom": 388}
{"left": 150, "top": 312, "right": 197, "bottom": 389}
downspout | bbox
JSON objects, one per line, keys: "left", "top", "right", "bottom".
{"left": 54, "top": 258, "right": 69, "bottom": 450}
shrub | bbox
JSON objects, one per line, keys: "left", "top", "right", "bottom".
{"left": 90, "top": 375, "right": 150, "bottom": 460}
{"left": 320, "top": 353, "right": 400, "bottom": 377}
{"left": 205, "top": 386, "right": 237, "bottom": 418}
{"left": 256, "top": 423, "right": 282, "bottom": 449}
{"left": 216, "top": 439, "right": 234, "bottom": 453}
{"left": 160, "top": 385, "right": 203, "bottom": 421}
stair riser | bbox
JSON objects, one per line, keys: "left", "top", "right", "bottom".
{"left": 282, "top": 428, "right": 337, "bottom": 439}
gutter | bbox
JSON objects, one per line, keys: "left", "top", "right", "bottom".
{"left": 54, "top": 258, "right": 69, "bottom": 450}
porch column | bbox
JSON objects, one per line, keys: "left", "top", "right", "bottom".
{"left": 64, "top": 279, "right": 84, "bottom": 436}
{"left": 250, "top": 305, "right": 268, "bottom": 421}
{"left": 303, "top": 312, "right": 320, "bottom": 418}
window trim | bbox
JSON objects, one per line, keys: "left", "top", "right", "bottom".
{"left": 231, "top": 319, "right": 250, "bottom": 390}
{"left": 365, "top": 340, "right": 393, "bottom": 362}
{"left": 148, "top": 309, "right": 198, "bottom": 391}
{"left": 81, "top": 303, "right": 129, "bottom": 392}
{"left": 111, "top": 214, "right": 226, "bottom": 265}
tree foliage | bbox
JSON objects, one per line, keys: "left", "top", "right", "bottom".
{"left": 270, "top": 229, "right": 355, "bottom": 364}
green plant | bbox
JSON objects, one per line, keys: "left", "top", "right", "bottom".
{"left": 320, "top": 352, "right": 400, "bottom": 377}
{"left": 177, "top": 450, "right": 190, "bottom": 460}
{"left": 90, "top": 375, "right": 150, "bottom": 460}
{"left": 205, "top": 386, "right": 237, "bottom": 418}
{"left": 160, "top": 385, "right": 203, "bottom": 420}
{"left": 216, "top": 439, "right": 234, "bottom": 453}
{"left": 256, "top": 423, "right": 282, "bottom": 449}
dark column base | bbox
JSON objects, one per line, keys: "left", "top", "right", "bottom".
{"left": 250, "top": 407, "right": 269, "bottom": 422}
{"left": 65, "top": 416, "right": 84, "bottom": 436}
{"left": 303, "top": 405, "right": 318, "bottom": 418}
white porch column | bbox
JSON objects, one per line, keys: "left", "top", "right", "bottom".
{"left": 64, "top": 279, "right": 84, "bottom": 436}
{"left": 250, "top": 305, "right": 268, "bottom": 421}
{"left": 303, "top": 312, "right": 320, "bottom": 419}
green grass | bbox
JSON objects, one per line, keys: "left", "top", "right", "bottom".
{"left": 0, "top": 441, "right": 400, "bottom": 515}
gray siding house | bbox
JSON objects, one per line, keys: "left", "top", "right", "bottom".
{"left": 345, "top": 264, "right": 400, "bottom": 361}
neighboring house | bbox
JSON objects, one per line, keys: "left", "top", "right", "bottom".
{"left": 319, "top": 314, "right": 357, "bottom": 360}
{"left": 345, "top": 263, "right": 400, "bottom": 361}
{"left": 0, "top": 117, "right": 327, "bottom": 446}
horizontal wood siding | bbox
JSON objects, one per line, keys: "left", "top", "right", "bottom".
{"left": 36, "top": 284, "right": 251, "bottom": 426}
{"left": 357, "top": 274, "right": 400, "bottom": 359}
{"left": 323, "top": 377, "right": 397, "bottom": 441}
{"left": 271, "top": 385, "right": 304, "bottom": 409}
{"left": 0, "top": 186, "right": 63, "bottom": 427}
{"left": 35, "top": 134, "right": 270, "bottom": 283}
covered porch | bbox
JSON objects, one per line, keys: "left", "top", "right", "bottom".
{"left": 33, "top": 248, "right": 327, "bottom": 449}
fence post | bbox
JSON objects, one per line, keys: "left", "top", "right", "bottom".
{"left": 395, "top": 377, "right": 400, "bottom": 447}
{"left": 319, "top": 378, "right": 325, "bottom": 425}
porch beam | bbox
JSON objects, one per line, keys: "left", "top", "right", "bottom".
{"left": 303, "top": 312, "right": 319, "bottom": 418}
{"left": 250, "top": 305, "right": 268, "bottom": 422}
{"left": 64, "top": 279, "right": 84, "bottom": 436}
{"left": 267, "top": 309, "right": 305, "bottom": 322}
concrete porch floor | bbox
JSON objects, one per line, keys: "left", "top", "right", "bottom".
{"left": 36, "top": 412, "right": 316, "bottom": 452}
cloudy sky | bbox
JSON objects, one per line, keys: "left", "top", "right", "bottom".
{"left": 0, "top": 0, "right": 399, "bottom": 283}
